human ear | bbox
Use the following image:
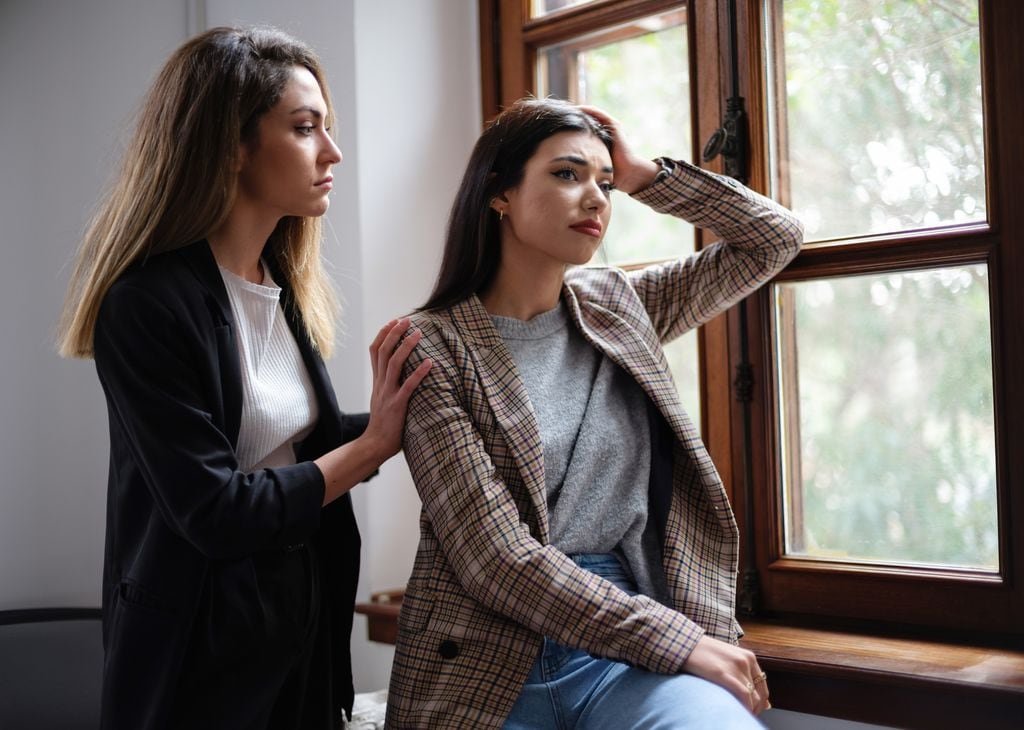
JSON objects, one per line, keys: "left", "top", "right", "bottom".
{"left": 490, "top": 192, "right": 510, "bottom": 217}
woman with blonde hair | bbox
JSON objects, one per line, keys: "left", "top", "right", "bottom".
{"left": 59, "top": 26, "right": 430, "bottom": 729}
{"left": 388, "top": 98, "right": 802, "bottom": 728}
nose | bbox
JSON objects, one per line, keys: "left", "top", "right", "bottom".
{"left": 582, "top": 179, "right": 609, "bottom": 214}
{"left": 322, "top": 133, "right": 343, "bottom": 166}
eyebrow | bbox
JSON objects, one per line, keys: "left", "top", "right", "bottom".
{"left": 289, "top": 106, "right": 324, "bottom": 118}
{"left": 551, "top": 155, "right": 614, "bottom": 174}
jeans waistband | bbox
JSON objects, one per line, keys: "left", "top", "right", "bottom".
{"left": 570, "top": 553, "right": 637, "bottom": 593}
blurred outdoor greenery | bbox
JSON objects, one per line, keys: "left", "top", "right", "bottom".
{"left": 539, "top": 0, "right": 996, "bottom": 570}
{"left": 780, "top": 265, "right": 997, "bottom": 569}
{"left": 778, "top": 0, "right": 996, "bottom": 569}
{"left": 779, "top": 0, "right": 985, "bottom": 241}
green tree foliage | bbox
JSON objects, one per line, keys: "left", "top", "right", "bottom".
{"left": 779, "top": 1, "right": 997, "bottom": 570}
{"left": 782, "top": 0, "right": 984, "bottom": 240}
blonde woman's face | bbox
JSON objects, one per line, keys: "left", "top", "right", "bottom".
{"left": 236, "top": 66, "right": 342, "bottom": 220}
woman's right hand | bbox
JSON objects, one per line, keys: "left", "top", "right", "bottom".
{"left": 682, "top": 635, "right": 771, "bottom": 715}
{"left": 315, "top": 318, "right": 431, "bottom": 505}
{"left": 362, "top": 318, "right": 433, "bottom": 460}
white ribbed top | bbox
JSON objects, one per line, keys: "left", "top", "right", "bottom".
{"left": 218, "top": 263, "right": 319, "bottom": 472}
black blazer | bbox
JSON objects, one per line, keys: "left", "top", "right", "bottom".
{"left": 93, "top": 241, "right": 365, "bottom": 729}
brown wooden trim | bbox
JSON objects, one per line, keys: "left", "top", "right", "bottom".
{"left": 985, "top": 0, "right": 1024, "bottom": 632}
{"left": 766, "top": 556, "right": 1004, "bottom": 585}
{"left": 775, "top": 226, "right": 995, "bottom": 281}
{"left": 498, "top": 0, "right": 532, "bottom": 107}
{"left": 765, "top": 0, "right": 791, "bottom": 207}
{"left": 479, "top": 0, "right": 501, "bottom": 120}
{"left": 774, "top": 285, "right": 803, "bottom": 553}
{"left": 742, "top": 619, "right": 1024, "bottom": 730}
{"left": 523, "top": 0, "right": 683, "bottom": 46}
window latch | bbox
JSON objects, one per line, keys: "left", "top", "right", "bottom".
{"left": 702, "top": 96, "right": 749, "bottom": 184}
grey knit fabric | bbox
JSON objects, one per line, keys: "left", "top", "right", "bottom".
{"left": 492, "top": 301, "right": 668, "bottom": 601}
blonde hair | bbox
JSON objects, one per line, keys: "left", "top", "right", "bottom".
{"left": 59, "top": 26, "right": 339, "bottom": 359}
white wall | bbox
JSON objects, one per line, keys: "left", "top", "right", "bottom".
{"left": 0, "top": 0, "right": 479, "bottom": 693}
{"left": 0, "top": 0, "right": 188, "bottom": 609}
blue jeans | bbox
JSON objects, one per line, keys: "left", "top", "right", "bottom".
{"left": 502, "top": 554, "right": 763, "bottom": 730}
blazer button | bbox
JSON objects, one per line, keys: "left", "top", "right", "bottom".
{"left": 438, "top": 640, "right": 460, "bottom": 660}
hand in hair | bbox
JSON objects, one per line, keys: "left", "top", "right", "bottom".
{"left": 314, "top": 318, "right": 432, "bottom": 505}
{"left": 578, "top": 105, "right": 661, "bottom": 195}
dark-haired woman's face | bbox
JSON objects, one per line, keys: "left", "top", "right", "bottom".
{"left": 236, "top": 66, "right": 342, "bottom": 221}
{"left": 498, "top": 130, "right": 613, "bottom": 271}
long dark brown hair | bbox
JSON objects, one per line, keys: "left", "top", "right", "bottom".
{"left": 60, "top": 26, "right": 340, "bottom": 358}
{"left": 421, "top": 98, "right": 611, "bottom": 311}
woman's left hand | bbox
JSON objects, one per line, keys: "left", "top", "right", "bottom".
{"left": 578, "top": 105, "right": 661, "bottom": 195}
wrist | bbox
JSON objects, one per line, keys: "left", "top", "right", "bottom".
{"left": 619, "top": 158, "right": 661, "bottom": 195}
{"left": 355, "top": 428, "right": 395, "bottom": 469}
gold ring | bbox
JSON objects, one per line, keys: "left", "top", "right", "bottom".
{"left": 745, "top": 680, "right": 755, "bottom": 694}
{"left": 753, "top": 672, "right": 768, "bottom": 686}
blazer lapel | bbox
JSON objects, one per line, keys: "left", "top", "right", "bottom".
{"left": 179, "top": 240, "right": 244, "bottom": 449}
{"left": 562, "top": 284, "right": 704, "bottom": 455}
{"left": 447, "top": 296, "right": 550, "bottom": 543}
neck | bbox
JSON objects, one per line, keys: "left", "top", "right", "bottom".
{"left": 481, "top": 246, "right": 565, "bottom": 320}
{"left": 207, "top": 200, "right": 280, "bottom": 284}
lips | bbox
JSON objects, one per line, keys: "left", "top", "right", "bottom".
{"left": 570, "top": 219, "right": 603, "bottom": 238}
{"left": 314, "top": 175, "right": 334, "bottom": 188}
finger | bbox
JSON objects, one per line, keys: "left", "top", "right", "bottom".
{"left": 724, "top": 675, "right": 757, "bottom": 713}
{"left": 397, "top": 358, "right": 433, "bottom": 400}
{"left": 377, "top": 318, "right": 412, "bottom": 377}
{"left": 368, "top": 319, "right": 396, "bottom": 379}
{"left": 578, "top": 104, "right": 617, "bottom": 129}
{"left": 384, "top": 329, "right": 423, "bottom": 386}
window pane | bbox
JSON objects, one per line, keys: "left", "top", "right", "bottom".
{"left": 537, "top": 10, "right": 700, "bottom": 424}
{"left": 767, "top": 0, "right": 985, "bottom": 242}
{"left": 775, "top": 266, "right": 998, "bottom": 570}
{"left": 531, "top": 0, "right": 600, "bottom": 18}
{"left": 537, "top": 9, "right": 692, "bottom": 264}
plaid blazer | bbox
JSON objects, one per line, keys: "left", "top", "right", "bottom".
{"left": 386, "top": 160, "right": 803, "bottom": 728}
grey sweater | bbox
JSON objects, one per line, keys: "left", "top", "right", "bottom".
{"left": 492, "top": 301, "right": 669, "bottom": 601}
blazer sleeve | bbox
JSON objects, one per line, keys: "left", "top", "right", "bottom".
{"left": 94, "top": 282, "right": 325, "bottom": 561}
{"left": 627, "top": 158, "right": 804, "bottom": 342}
{"left": 401, "top": 324, "right": 706, "bottom": 674}
{"left": 339, "top": 412, "right": 370, "bottom": 443}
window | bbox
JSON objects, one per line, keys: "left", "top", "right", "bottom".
{"left": 480, "top": 0, "right": 1023, "bottom": 636}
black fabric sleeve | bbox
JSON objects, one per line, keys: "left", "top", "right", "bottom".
{"left": 94, "top": 282, "right": 325, "bottom": 560}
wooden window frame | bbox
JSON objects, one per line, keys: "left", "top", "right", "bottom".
{"left": 738, "top": 0, "right": 1024, "bottom": 636}
{"left": 479, "top": 0, "right": 1024, "bottom": 722}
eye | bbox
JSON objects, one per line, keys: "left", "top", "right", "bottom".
{"left": 600, "top": 181, "right": 616, "bottom": 194}
{"left": 553, "top": 167, "right": 578, "bottom": 181}
{"left": 296, "top": 125, "right": 315, "bottom": 136}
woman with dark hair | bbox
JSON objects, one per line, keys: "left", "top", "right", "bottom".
{"left": 59, "top": 26, "right": 430, "bottom": 729}
{"left": 387, "top": 98, "right": 802, "bottom": 728}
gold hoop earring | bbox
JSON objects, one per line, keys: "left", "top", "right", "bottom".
{"left": 499, "top": 209, "right": 505, "bottom": 222}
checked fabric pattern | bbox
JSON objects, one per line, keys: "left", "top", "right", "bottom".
{"left": 386, "top": 159, "right": 804, "bottom": 729}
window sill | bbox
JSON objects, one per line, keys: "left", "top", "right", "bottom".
{"left": 356, "top": 592, "right": 1024, "bottom": 728}
{"left": 739, "top": 619, "right": 1024, "bottom": 730}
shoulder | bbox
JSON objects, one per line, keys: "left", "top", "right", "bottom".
{"left": 98, "top": 242, "right": 225, "bottom": 343}
{"left": 565, "top": 265, "right": 640, "bottom": 308}
{"left": 106, "top": 243, "right": 206, "bottom": 304}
